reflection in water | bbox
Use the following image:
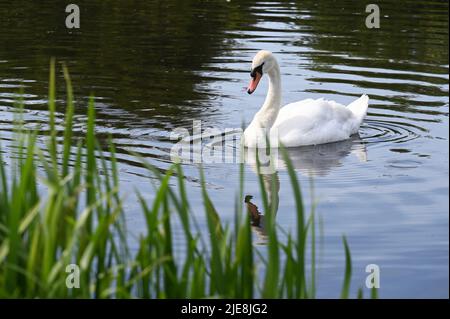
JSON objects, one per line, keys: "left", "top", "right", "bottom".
{"left": 0, "top": 0, "right": 259, "bottom": 130}
{"left": 244, "top": 135, "right": 366, "bottom": 242}
{"left": 244, "top": 134, "right": 367, "bottom": 177}
{"left": 276, "top": 135, "right": 367, "bottom": 176}
{"left": 0, "top": 0, "right": 447, "bottom": 297}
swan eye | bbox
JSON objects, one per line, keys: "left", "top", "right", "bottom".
{"left": 250, "top": 63, "right": 264, "bottom": 78}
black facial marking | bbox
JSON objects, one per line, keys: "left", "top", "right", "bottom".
{"left": 250, "top": 63, "right": 264, "bottom": 78}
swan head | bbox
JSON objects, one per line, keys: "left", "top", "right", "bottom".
{"left": 247, "top": 50, "right": 276, "bottom": 94}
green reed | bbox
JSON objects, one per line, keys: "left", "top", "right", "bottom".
{"left": 0, "top": 61, "right": 359, "bottom": 298}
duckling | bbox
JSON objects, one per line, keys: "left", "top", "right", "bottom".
{"left": 244, "top": 195, "right": 262, "bottom": 226}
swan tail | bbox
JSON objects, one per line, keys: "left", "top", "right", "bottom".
{"left": 347, "top": 94, "right": 369, "bottom": 123}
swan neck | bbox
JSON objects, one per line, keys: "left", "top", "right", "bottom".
{"left": 258, "top": 62, "right": 281, "bottom": 128}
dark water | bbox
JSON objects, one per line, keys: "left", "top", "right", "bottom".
{"left": 0, "top": 0, "right": 448, "bottom": 298}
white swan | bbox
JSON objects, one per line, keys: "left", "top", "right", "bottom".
{"left": 244, "top": 50, "right": 369, "bottom": 148}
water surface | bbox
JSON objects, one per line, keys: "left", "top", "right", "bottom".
{"left": 0, "top": 0, "right": 448, "bottom": 298}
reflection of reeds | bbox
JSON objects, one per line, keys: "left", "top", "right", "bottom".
{"left": 0, "top": 61, "right": 361, "bottom": 298}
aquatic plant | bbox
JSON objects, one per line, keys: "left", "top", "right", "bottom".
{"left": 0, "top": 61, "right": 356, "bottom": 298}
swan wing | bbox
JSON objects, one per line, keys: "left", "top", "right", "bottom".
{"left": 272, "top": 98, "right": 360, "bottom": 147}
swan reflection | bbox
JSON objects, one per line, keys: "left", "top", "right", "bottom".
{"left": 244, "top": 135, "right": 367, "bottom": 243}
{"left": 244, "top": 134, "right": 367, "bottom": 177}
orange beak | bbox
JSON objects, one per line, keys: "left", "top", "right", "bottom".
{"left": 247, "top": 72, "right": 262, "bottom": 94}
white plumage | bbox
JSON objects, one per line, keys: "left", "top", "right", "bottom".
{"left": 244, "top": 50, "right": 369, "bottom": 148}
{"left": 272, "top": 95, "right": 369, "bottom": 147}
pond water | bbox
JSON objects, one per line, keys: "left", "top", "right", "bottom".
{"left": 0, "top": 0, "right": 448, "bottom": 298}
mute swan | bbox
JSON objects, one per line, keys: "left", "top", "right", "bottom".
{"left": 244, "top": 50, "right": 369, "bottom": 148}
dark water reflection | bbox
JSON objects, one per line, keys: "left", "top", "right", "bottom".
{"left": 0, "top": 0, "right": 448, "bottom": 298}
{"left": 0, "top": 0, "right": 259, "bottom": 129}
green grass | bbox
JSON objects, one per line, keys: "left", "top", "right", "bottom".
{"left": 0, "top": 61, "right": 358, "bottom": 298}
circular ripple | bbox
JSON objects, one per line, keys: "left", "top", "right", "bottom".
{"left": 360, "top": 119, "right": 421, "bottom": 145}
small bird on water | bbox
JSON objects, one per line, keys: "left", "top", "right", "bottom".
{"left": 244, "top": 195, "right": 262, "bottom": 226}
